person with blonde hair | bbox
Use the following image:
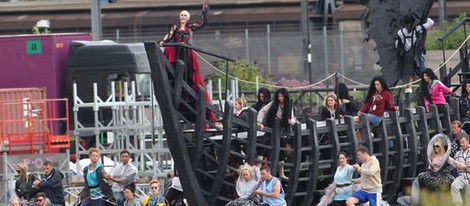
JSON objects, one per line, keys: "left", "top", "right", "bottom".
{"left": 410, "top": 134, "right": 459, "bottom": 204}
{"left": 79, "top": 147, "right": 115, "bottom": 206}
{"left": 233, "top": 97, "right": 250, "bottom": 131}
{"left": 142, "top": 179, "right": 166, "bottom": 206}
{"left": 14, "top": 163, "right": 39, "bottom": 202}
{"left": 320, "top": 94, "right": 344, "bottom": 120}
{"left": 226, "top": 164, "right": 261, "bottom": 206}
{"left": 9, "top": 197, "right": 20, "bottom": 206}
{"left": 159, "top": 2, "right": 216, "bottom": 122}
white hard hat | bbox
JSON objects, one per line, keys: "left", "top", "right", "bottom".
{"left": 36, "top": 20, "right": 50, "bottom": 28}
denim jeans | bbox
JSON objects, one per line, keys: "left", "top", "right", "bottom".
{"left": 114, "top": 191, "right": 124, "bottom": 206}
{"left": 367, "top": 113, "right": 382, "bottom": 126}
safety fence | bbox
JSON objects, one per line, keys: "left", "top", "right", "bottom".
{"left": 0, "top": 98, "right": 70, "bottom": 154}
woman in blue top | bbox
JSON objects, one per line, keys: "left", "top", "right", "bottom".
{"left": 317, "top": 152, "right": 355, "bottom": 206}
{"left": 79, "top": 147, "right": 115, "bottom": 206}
{"left": 332, "top": 152, "right": 355, "bottom": 206}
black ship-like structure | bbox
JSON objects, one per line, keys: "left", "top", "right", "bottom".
{"left": 144, "top": 32, "right": 469, "bottom": 205}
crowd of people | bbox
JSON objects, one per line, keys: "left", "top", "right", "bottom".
{"left": 10, "top": 148, "right": 171, "bottom": 206}
{"left": 9, "top": 2, "right": 470, "bottom": 205}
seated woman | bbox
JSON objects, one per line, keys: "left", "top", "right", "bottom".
{"left": 460, "top": 79, "right": 470, "bottom": 122}
{"left": 411, "top": 134, "right": 458, "bottom": 205}
{"left": 335, "top": 82, "right": 359, "bottom": 116}
{"left": 251, "top": 88, "right": 271, "bottom": 112}
{"left": 320, "top": 94, "right": 344, "bottom": 121}
{"left": 226, "top": 164, "right": 261, "bottom": 206}
{"left": 123, "top": 184, "right": 141, "bottom": 206}
{"left": 142, "top": 179, "right": 166, "bottom": 206}
{"left": 317, "top": 152, "right": 355, "bottom": 206}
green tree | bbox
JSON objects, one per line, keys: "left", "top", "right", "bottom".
{"left": 426, "top": 12, "right": 468, "bottom": 50}
{"left": 205, "top": 59, "right": 272, "bottom": 99}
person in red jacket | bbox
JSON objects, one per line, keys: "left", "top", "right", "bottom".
{"left": 354, "top": 76, "right": 398, "bottom": 126}
{"left": 353, "top": 76, "right": 398, "bottom": 143}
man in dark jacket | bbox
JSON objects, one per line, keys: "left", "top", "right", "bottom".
{"left": 33, "top": 161, "right": 65, "bottom": 206}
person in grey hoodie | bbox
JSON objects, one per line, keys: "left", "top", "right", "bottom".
{"left": 346, "top": 146, "right": 382, "bottom": 206}
{"left": 33, "top": 161, "right": 65, "bottom": 206}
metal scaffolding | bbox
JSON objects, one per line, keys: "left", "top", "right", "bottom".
{"left": 72, "top": 81, "right": 171, "bottom": 179}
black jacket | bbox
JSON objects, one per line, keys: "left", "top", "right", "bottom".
{"left": 15, "top": 173, "right": 39, "bottom": 200}
{"left": 39, "top": 168, "right": 65, "bottom": 205}
{"left": 79, "top": 165, "right": 115, "bottom": 205}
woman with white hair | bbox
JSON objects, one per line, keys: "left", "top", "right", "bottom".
{"left": 158, "top": 2, "right": 216, "bottom": 122}
{"left": 225, "top": 164, "right": 261, "bottom": 206}
{"left": 14, "top": 163, "right": 39, "bottom": 203}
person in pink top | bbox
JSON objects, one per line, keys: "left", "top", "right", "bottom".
{"left": 419, "top": 68, "right": 450, "bottom": 113}
{"left": 353, "top": 76, "right": 398, "bottom": 126}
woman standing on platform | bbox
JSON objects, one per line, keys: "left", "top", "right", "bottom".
{"left": 158, "top": 2, "right": 216, "bottom": 122}
{"left": 79, "top": 147, "right": 114, "bottom": 206}
{"left": 320, "top": 94, "right": 344, "bottom": 121}
{"left": 257, "top": 88, "right": 296, "bottom": 179}
{"left": 419, "top": 68, "right": 450, "bottom": 113}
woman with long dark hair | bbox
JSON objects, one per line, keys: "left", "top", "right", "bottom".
{"left": 258, "top": 88, "right": 295, "bottom": 130}
{"left": 251, "top": 87, "right": 271, "bottom": 112}
{"left": 335, "top": 82, "right": 358, "bottom": 116}
{"left": 419, "top": 68, "right": 450, "bottom": 113}
{"left": 459, "top": 79, "right": 470, "bottom": 121}
{"left": 354, "top": 76, "right": 398, "bottom": 126}
{"left": 257, "top": 88, "right": 296, "bottom": 179}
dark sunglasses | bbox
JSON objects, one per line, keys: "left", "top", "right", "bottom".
{"left": 16, "top": 170, "right": 21, "bottom": 173}
{"left": 433, "top": 145, "right": 440, "bottom": 148}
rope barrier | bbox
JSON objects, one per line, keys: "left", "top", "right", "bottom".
{"left": 195, "top": 52, "right": 337, "bottom": 89}
{"left": 195, "top": 33, "right": 470, "bottom": 91}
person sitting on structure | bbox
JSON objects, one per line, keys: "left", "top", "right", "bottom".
{"left": 225, "top": 164, "right": 261, "bottom": 206}
{"left": 459, "top": 79, "right": 470, "bottom": 122}
{"left": 251, "top": 88, "right": 271, "bottom": 112}
{"left": 410, "top": 134, "right": 458, "bottom": 205}
{"left": 105, "top": 150, "right": 138, "bottom": 206}
{"left": 123, "top": 184, "right": 141, "bottom": 206}
{"left": 335, "top": 82, "right": 359, "bottom": 116}
{"left": 255, "top": 165, "right": 287, "bottom": 206}
{"left": 451, "top": 134, "right": 470, "bottom": 206}
{"left": 317, "top": 152, "right": 354, "bottom": 206}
